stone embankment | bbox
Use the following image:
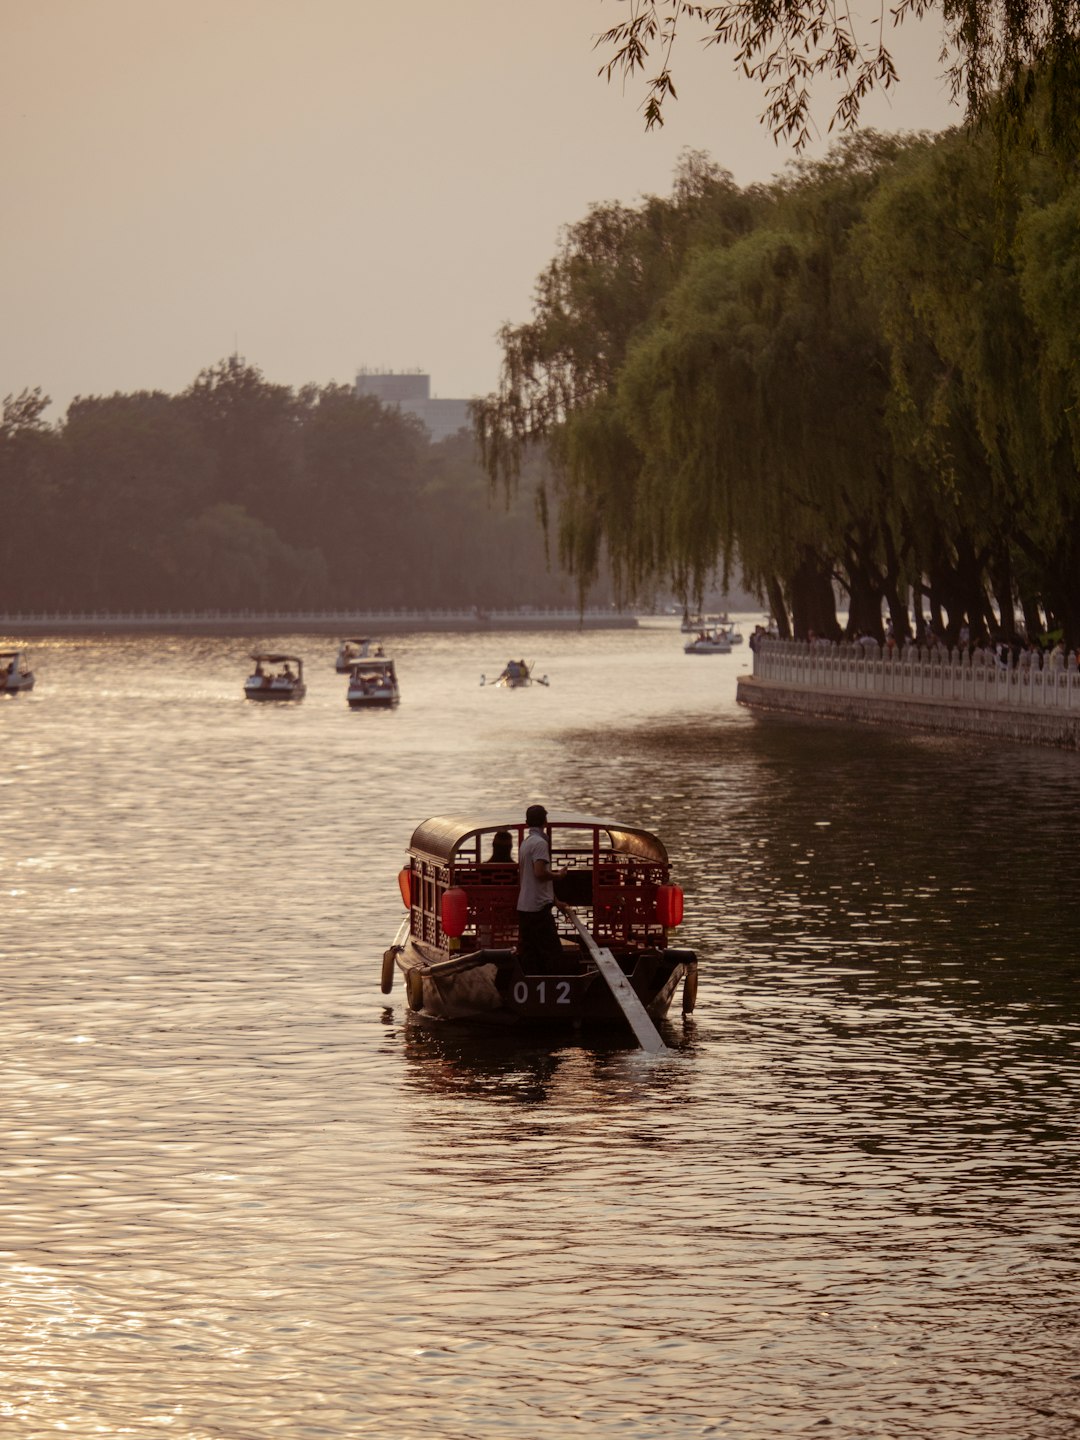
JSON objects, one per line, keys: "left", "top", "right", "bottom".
{"left": 737, "top": 639, "right": 1080, "bottom": 749}
{"left": 0, "top": 606, "right": 636, "bottom": 637}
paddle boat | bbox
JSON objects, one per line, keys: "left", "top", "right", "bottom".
{"left": 681, "top": 611, "right": 729, "bottom": 633}
{"left": 0, "top": 648, "right": 35, "bottom": 693}
{"left": 335, "top": 637, "right": 378, "bottom": 672}
{"left": 347, "top": 655, "right": 399, "bottom": 707}
{"left": 243, "top": 653, "right": 306, "bottom": 700}
{"left": 480, "top": 658, "right": 549, "bottom": 687}
{"left": 382, "top": 812, "right": 697, "bottom": 1043}
{"left": 684, "top": 629, "right": 732, "bottom": 654}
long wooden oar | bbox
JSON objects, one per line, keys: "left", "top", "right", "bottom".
{"left": 564, "top": 907, "right": 668, "bottom": 1054}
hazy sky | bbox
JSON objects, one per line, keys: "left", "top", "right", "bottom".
{"left": 3, "top": 0, "right": 960, "bottom": 421}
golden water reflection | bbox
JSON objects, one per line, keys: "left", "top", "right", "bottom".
{"left": 1, "top": 627, "right": 1078, "bottom": 1437}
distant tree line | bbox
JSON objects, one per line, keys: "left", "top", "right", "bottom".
{"left": 0, "top": 356, "right": 599, "bottom": 614}
{"left": 476, "top": 95, "right": 1080, "bottom": 646}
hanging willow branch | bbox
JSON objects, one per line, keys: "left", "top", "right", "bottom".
{"left": 596, "top": 0, "right": 1080, "bottom": 151}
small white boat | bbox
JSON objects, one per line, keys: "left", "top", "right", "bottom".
{"left": 684, "top": 631, "right": 732, "bottom": 655}
{"left": 347, "top": 656, "right": 400, "bottom": 707}
{"left": 335, "top": 637, "right": 375, "bottom": 672}
{"left": 0, "top": 648, "right": 35, "bottom": 693}
{"left": 244, "top": 653, "right": 306, "bottom": 700}
{"left": 481, "top": 659, "right": 549, "bottom": 688}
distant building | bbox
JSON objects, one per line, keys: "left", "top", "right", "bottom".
{"left": 355, "top": 369, "right": 472, "bottom": 443}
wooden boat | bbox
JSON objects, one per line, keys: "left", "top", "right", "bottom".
{"left": 382, "top": 812, "right": 698, "bottom": 1038}
{"left": 480, "top": 659, "right": 549, "bottom": 687}
{"left": 347, "top": 655, "right": 399, "bottom": 707}
{"left": 243, "top": 652, "right": 306, "bottom": 700}
{"left": 0, "top": 648, "right": 35, "bottom": 693}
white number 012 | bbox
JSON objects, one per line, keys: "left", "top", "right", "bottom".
{"left": 512, "top": 980, "right": 572, "bottom": 1005}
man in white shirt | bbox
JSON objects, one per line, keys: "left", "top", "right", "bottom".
{"left": 517, "top": 803, "right": 567, "bottom": 973}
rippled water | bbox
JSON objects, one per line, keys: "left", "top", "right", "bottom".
{"left": 2, "top": 621, "right": 1078, "bottom": 1439}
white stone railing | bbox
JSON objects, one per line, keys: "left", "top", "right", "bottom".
{"left": 753, "top": 638, "right": 1080, "bottom": 712}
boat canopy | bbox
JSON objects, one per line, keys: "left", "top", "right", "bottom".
{"left": 408, "top": 812, "right": 668, "bottom": 865}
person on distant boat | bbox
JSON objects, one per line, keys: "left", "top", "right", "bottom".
{"left": 517, "top": 804, "right": 568, "bottom": 974}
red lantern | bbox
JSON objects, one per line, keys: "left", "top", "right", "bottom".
{"left": 441, "top": 886, "right": 468, "bottom": 938}
{"left": 656, "top": 884, "right": 684, "bottom": 928}
{"left": 398, "top": 866, "right": 412, "bottom": 909}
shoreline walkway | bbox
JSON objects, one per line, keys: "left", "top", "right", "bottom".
{"left": 738, "top": 638, "right": 1080, "bottom": 750}
{"left": 0, "top": 607, "right": 637, "bottom": 637}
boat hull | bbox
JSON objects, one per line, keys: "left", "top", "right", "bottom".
{"left": 390, "top": 937, "right": 697, "bottom": 1031}
{"left": 244, "top": 681, "right": 306, "bottom": 700}
{"left": 2, "top": 675, "right": 34, "bottom": 693}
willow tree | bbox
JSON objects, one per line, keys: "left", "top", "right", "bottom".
{"left": 859, "top": 120, "right": 1080, "bottom": 641}
{"left": 475, "top": 153, "right": 761, "bottom": 605}
{"left": 767, "top": 135, "right": 924, "bottom": 639}
{"left": 612, "top": 227, "right": 832, "bottom": 634}
{"left": 607, "top": 135, "right": 918, "bottom": 639}
{"left": 1014, "top": 180, "right": 1080, "bottom": 641}
{"left": 479, "top": 133, "right": 919, "bottom": 635}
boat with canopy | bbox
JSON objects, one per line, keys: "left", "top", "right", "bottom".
{"left": 243, "top": 653, "right": 306, "bottom": 700}
{"left": 347, "top": 655, "right": 399, "bottom": 707}
{"left": 335, "top": 637, "right": 381, "bottom": 672}
{"left": 0, "top": 649, "right": 35, "bottom": 693}
{"left": 382, "top": 812, "right": 697, "bottom": 1047}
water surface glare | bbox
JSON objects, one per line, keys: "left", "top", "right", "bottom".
{"left": 2, "top": 622, "right": 1078, "bottom": 1439}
